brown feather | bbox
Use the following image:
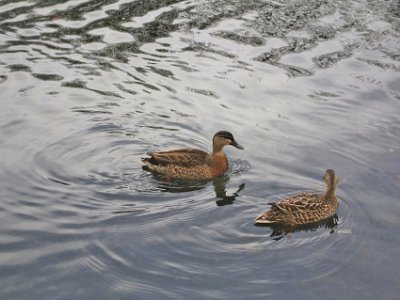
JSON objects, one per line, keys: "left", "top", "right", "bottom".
{"left": 147, "top": 149, "right": 208, "bottom": 167}
{"left": 256, "top": 170, "right": 339, "bottom": 226}
{"left": 141, "top": 131, "right": 243, "bottom": 180}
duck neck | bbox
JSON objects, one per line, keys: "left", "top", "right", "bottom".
{"left": 323, "top": 183, "right": 337, "bottom": 202}
{"left": 210, "top": 145, "right": 228, "bottom": 173}
{"left": 212, "top": 143, "right": 225, "bottom": 155}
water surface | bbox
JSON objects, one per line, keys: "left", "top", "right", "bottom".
{"left": 0, "top": 0, "right": 400, "bottom": 299}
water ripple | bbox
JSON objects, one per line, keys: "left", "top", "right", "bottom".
{"left": 1, "top": 0, "right": 400, "bottom": 299}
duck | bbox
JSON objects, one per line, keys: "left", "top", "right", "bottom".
{"left": 255, "top": 169, "right": 339, "bottom": 226}
{"left": 141, "top": 131, "right": 244, "bottom": 180}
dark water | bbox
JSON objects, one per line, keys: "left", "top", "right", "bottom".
{"left": 1, "top": 0, "right": 400, "bottom": 299}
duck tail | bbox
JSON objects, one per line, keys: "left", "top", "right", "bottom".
{"left": 141, "top": 156, "right": 158, "bottom": 165}
{"left": 141, "top": 157, "right": 154, "bottom": 172}
{"left": 255, "top": 214, "right": 275, "bottom": 224}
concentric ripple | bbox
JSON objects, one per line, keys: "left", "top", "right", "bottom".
{"left": 1, "top": 0, "right": 400, "bottom": 299}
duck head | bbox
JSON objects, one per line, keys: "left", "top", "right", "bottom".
{"left": 212, "top": 131, "right": 244, "bottom": 153}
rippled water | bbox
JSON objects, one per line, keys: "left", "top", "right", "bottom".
{"left": 1, "top": 0, "right": 400, "bottom": 299}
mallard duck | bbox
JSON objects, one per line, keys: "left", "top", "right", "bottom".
{"left": 255, "top": 169, "right": 339, "bottom": 226}
{"left": 141, "top": 131, "right": 244, "bottom": 180}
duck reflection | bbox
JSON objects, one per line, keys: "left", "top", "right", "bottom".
{"left": 151, "top": 173, "right": 245, "bottom": 205}
{"left": 213, "top": 175, "right": 245, "bottom": 206}
{"left": 256, "top": 215, "right": 339, "bottom": 241}
{"left": 156, "top": 176, "right": 209, "bottom": 193}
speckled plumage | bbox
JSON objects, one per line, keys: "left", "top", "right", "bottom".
{"left": 141, "top": 131, "right": 243, "bottom": 180}
{"left": 255, "top": 170, "right": 339, "bottom": 226}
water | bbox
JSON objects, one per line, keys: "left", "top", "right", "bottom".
{"left": 0, "top": 0, "right": 399, "bottom": 299}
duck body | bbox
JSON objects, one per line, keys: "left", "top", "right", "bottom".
{"left": 256, "top": 170, "right": 339, "bottom": 226}
{"left": 141, "top": 131, "right": 243, "bottom": 180}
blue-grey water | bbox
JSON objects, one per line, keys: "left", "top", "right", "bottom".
{"left": 0, "top": 0, "right": 400, "bottom": 299}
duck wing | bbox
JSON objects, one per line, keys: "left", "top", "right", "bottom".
{"left": 269, "top": 192, "right": 322, "bottom": 213}
{"left": 146, "top": 148, "right": 209, "bottom": 167}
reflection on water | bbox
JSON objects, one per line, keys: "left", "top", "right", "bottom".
{"left": 258, "top": 215, "right": 339, "bottom": 241}
{"left": 213, "top": 175, "right": 245, "bottom": 206}
{"left": 143, "top": 169, "right": 246, "bottom": 205}
{"left": 1, "top": 0, "right": 400, "bottom": 299}
{"left": 151, "top": 174, "right": 210, "bottom": 193}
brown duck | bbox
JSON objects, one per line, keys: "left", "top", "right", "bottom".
{"left": 255, "top": 169, "right": 339, "bottom": 226}
{"left": 141, "top": 131, "right": 244, "bottom": 180}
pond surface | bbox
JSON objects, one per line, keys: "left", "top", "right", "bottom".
{"left": 1, "top": 0, "right": 400, "bottom": 299}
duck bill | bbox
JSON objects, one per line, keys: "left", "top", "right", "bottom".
{"left": 231, "top": 140, "right": 244, "bottom": 150}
